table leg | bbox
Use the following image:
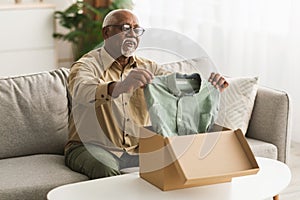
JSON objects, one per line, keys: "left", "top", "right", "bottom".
{"left": 273, "top": 194, "right": 279, "bottom": 200}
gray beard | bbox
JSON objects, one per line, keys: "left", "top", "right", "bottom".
{"left": 121, "top": 38, "right": 137, "bottom": 57}
{"left": 121, "top": 48, "right": 134, "bottom": 57}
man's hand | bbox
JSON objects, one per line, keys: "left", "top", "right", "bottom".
{"left": 109, "top": 68, "right": 154, "bottom": 97}
{"left": 208, "top": 72, "right": 229, "bottom": 92}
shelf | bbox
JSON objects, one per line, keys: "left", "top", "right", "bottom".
{"left": 0, "top": 3, "right": 55, "bottom": 10}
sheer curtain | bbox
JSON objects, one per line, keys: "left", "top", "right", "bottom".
{"left": 133, "top": 0, "right": 300, "bottom": 141}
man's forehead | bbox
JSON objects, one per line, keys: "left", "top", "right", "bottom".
{"left": 110, "top": 11, "right": 139, "bottom": 25}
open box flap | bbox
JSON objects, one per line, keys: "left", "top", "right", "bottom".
{"left": 165, "top": 129, "right": 259, "bottom": 184}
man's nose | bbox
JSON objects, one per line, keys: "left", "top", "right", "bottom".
{"left": 126, "top": 28, "right": 137, "bottom": 37}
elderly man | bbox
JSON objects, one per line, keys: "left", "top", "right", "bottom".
{"left": 65, "top": 9, "right": 228, "bottom": 179}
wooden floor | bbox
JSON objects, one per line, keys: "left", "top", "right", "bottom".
{"left": 278, "top": 141, "right": 300, "bottom": 200}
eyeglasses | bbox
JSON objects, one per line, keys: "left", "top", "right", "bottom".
{"left": 105, "top": 24, "right": 145, "bottom": 37}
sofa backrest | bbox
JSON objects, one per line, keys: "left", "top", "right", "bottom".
{"left": 0, "top": 68, "right": 70, "bottom": 159}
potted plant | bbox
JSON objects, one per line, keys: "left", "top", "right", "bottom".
{"left": 53, "top": 0, "right": 133, "bottom": 60}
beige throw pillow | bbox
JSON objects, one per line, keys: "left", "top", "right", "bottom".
{"left": 215, "top": 77, "right": 259, "bottom": 134}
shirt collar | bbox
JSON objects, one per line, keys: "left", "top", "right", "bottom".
{"left": 100, "top": 47, "right": 115, "bottom": 71}
{"left": 100, "top": 47, "right": 137, "bottom": 71}
{"left": 158, "top": 73, "right": 201, "bottom": 97}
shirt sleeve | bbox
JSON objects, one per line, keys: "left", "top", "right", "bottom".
{"left": 68, "top": 62, "right": 112, "bottom": 107}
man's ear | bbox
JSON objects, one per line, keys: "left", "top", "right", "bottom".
{"left": 102, "top": 27, "right": 109, "bottom": 40}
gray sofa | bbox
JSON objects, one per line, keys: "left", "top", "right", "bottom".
{"left": 0, "top": 69, "right": 89, "bottom": 200}
{"left": 0, "top": 67, "right": 291, "bottom": 200}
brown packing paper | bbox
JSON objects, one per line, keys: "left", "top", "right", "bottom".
{"left": 139, "top": 127, "right": 259, "bottom": 191}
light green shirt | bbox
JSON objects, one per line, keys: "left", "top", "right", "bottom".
{"left": 144, "top": 73, "right": 220, "bottom": 137}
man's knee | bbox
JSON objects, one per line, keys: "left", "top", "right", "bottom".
{"left": 65, "top": 144, "right": 121, "bottom": 179}
{"left": 88, "top": 161, "right": 120, "bottom": 179}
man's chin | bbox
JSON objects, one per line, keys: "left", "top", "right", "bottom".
{"left": 121, "top": 49, "right": 136, "bottom": 58}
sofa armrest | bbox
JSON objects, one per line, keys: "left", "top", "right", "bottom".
{"left": 246, "top": 86, "right": 291, "bottom": 163}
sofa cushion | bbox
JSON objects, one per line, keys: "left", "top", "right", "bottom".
{"left": 246, "top": 138, "right": 278, "bottom": 160}
{"left": 0, "top": 154, "right": 88, "bottom": 200}
{"left": 246, "top": 86, "right": 290, "bottom": 163}
{"left": 215, "top": 76, "right": 259, "bottom": 134}
{"left": 0, "top": 68, "right": 70, "bottom": 159}
{"left": 160, "top": 57, "right": 215, "bottom": 79}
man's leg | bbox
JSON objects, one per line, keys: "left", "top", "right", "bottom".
{"left": 65, "top": 143, "right": 121, "bottom": 179}
{"left": 119, "top": 151, "right": 139, "bottom": 169}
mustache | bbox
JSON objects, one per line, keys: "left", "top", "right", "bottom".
{"left": 122, "top": 38, "right": 138, "bottom": 46}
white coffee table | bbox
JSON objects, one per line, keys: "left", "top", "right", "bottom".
{"left": 47, "top": 157, "right": 291, "bottom": 200}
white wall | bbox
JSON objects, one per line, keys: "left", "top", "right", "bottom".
{"left": 0, "top": 0, "right": 74, "bottom": 76}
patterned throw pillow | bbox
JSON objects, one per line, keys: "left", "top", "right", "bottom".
{"left": 215, "top": 77, "right": 259, "bottom": 135}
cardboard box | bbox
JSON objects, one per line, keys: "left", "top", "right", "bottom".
{"left": 139, "top": 126, "right": 259, "bottom": 191}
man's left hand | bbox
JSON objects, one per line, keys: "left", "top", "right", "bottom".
{"left": 208, "top": 73, "right": 229, "bottom": 92}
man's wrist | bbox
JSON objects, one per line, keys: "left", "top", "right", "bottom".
{"left": 108, "top": 82, "right": 116, "bottom": 97}
{"left": 108, "top": 81, "right": 123, "bottom": 98}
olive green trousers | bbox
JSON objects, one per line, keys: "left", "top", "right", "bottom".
{"left": 65, "top": 143, "right": 139, "bottom": 179}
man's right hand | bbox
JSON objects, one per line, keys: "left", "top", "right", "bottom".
{"left": 109, "top": 68, "right": 154, "bottom": 98}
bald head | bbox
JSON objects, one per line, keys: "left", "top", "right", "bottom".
{"left": 102, "top": 9, "right": 139, "bottom": 28}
